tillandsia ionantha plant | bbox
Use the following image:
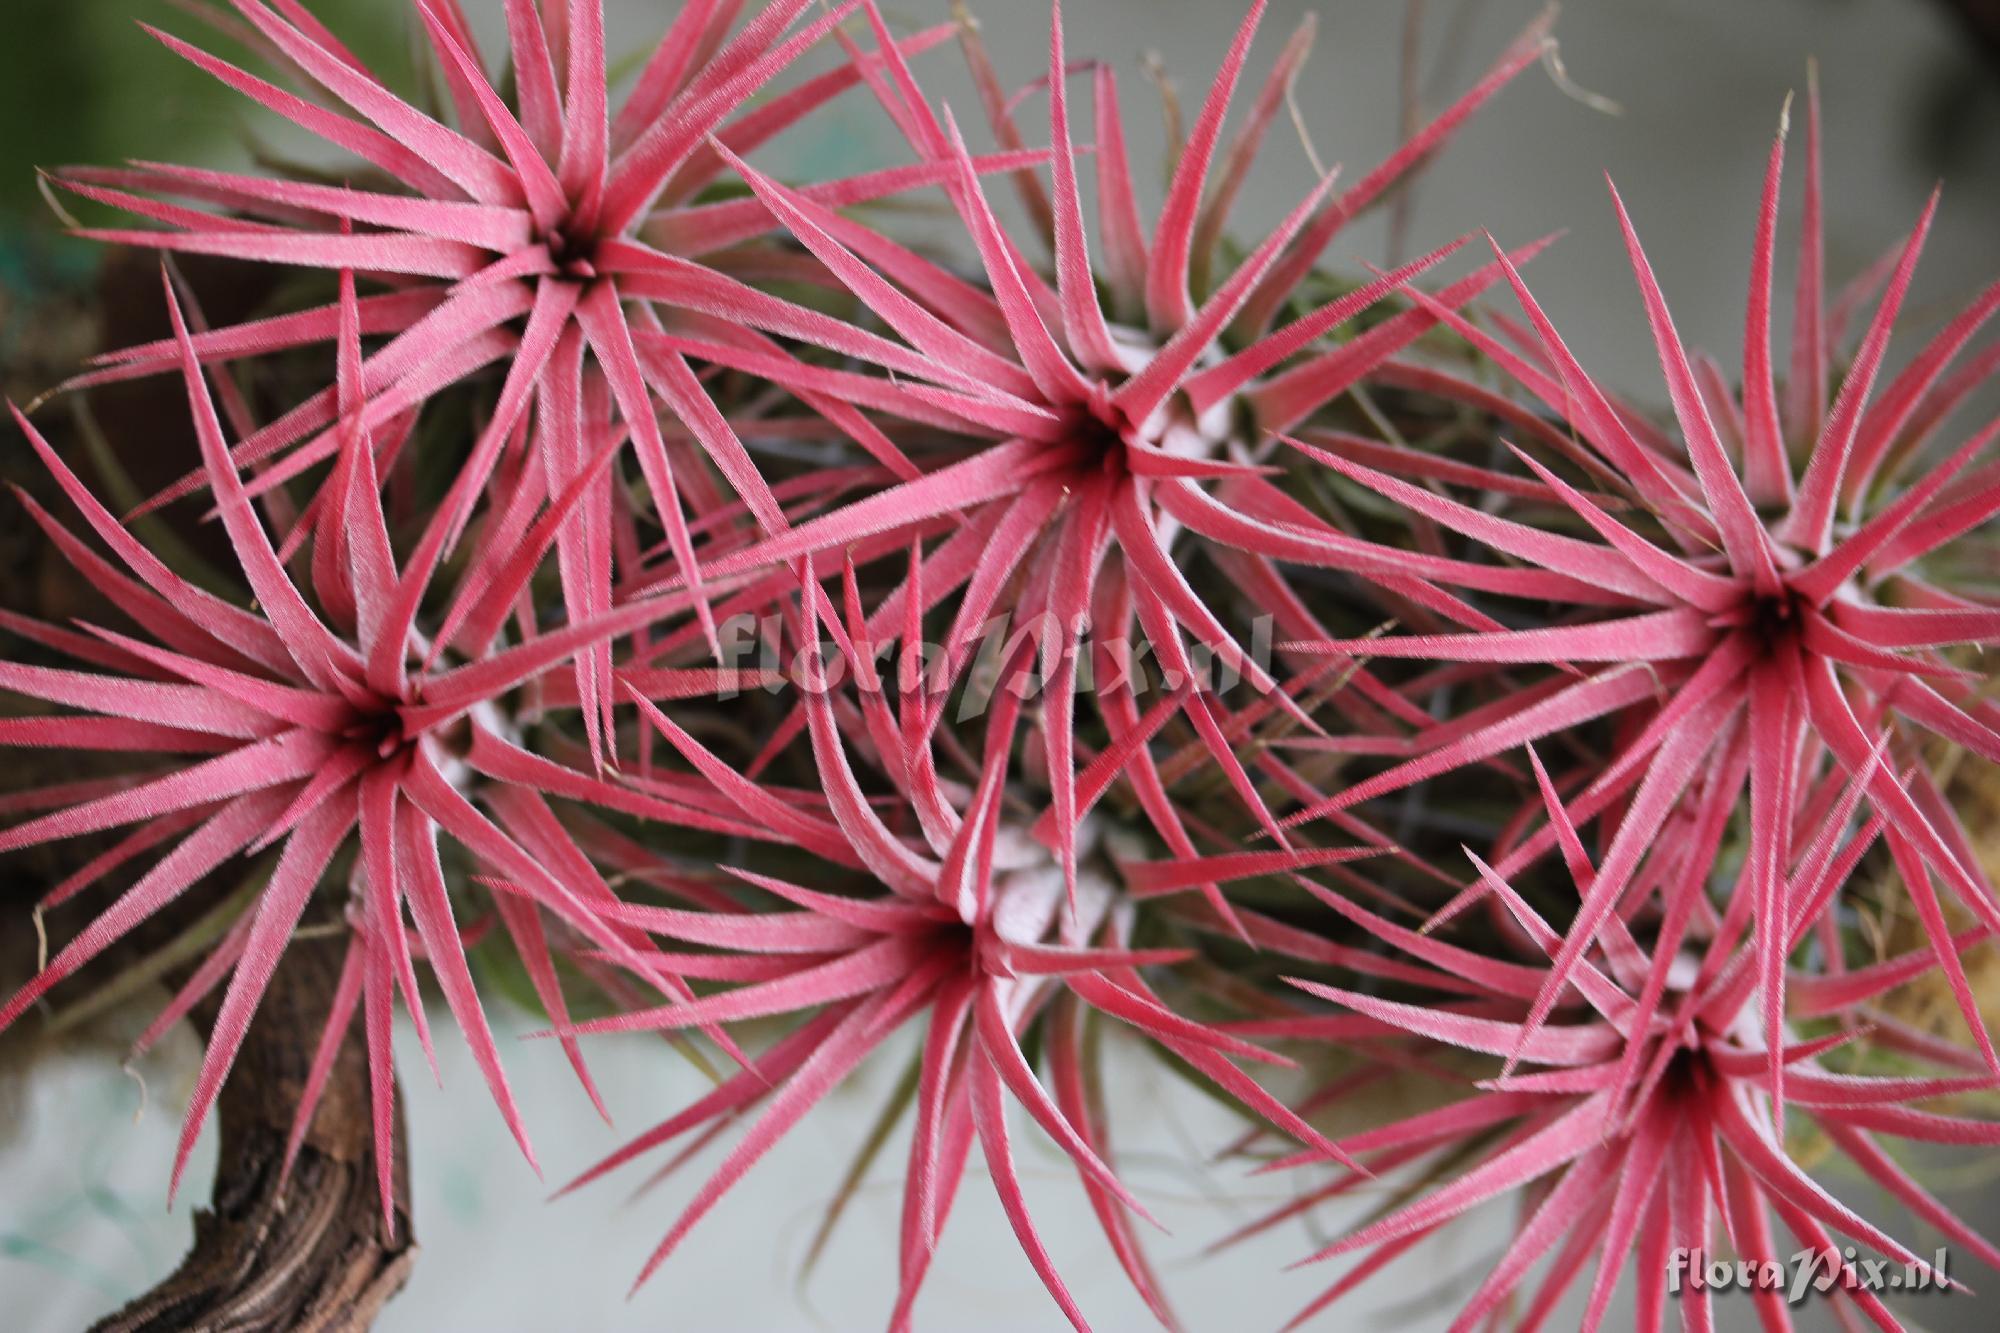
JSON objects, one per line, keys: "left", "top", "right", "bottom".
{"left": 0, "top": 0, "right": 1996, "bottom": 1329}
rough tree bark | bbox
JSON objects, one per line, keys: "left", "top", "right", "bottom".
{"left": 88, "top": 937, "right": 415, "bottom": 1333}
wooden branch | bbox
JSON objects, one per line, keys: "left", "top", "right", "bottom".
{"left": 90, "top": 937, "right": 415, "bottom": 1333}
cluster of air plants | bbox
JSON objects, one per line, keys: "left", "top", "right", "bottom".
{"left": 3, "top": 1, "right": 1997, "bottom": 1328}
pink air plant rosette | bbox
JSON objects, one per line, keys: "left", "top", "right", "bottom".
{"left": 1, "top": 1, "right": 1997, "bottom": 1330}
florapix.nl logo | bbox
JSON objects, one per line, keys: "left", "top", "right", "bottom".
{"left": 1669, "top": 1246, "right": 1951, "bottom": 1305}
